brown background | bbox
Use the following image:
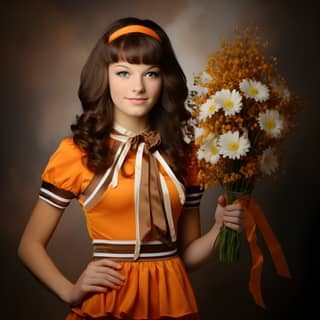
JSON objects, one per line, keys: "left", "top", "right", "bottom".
{"left": 1, "top": 0, "right": 319, "bottom": 319}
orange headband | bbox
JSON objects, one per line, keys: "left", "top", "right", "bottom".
{"left": 108, "top": 25, "right": 161, "bottom": 43}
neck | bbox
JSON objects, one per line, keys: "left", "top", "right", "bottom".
{"left": 113, "top": 113, "right": 150, "bottom": 134}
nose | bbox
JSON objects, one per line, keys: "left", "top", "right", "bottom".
{"left": 132, "top": 75, "right": 145, "bottom": 93}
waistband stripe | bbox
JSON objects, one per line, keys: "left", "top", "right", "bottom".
{"left": 93, "top": 249, "right": 177, "bottom": 259}
{"left": 92, "top": 239, "right": 177, "bottom": 260}
{"left": 93, "top": 239, "right": 163, "bottom": 245}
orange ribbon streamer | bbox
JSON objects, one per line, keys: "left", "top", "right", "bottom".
{"left": 237, "top": 196, "right": 291, "bottom": 308}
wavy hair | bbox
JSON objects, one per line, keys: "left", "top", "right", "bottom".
{"left": 71, "top": 17, "right": 191, "bottom": 179}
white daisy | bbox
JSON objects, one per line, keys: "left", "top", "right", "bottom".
{"left": 198, "top": 96, "right": 220, "bottom": 121}
{"left": 197, "top": 134, "right": 220, "bottom": 164}
{"left": 192, "top": 85, "right": 209, "bottom": 97}
{"left": 214, "top": 89, "right": 242, "bottom": 116}
{"left": 200, "top": 71, "right": 213, "bottom": 83}
{"left": 239, "top": 79, "right": 269, "bottom": 102}
{"left": 218, "top": 131, "right": 250, "bottom": 160}
{"left": 194, "top": 126, "right": 206, "bottom": 145}
{"left": 197, "top": 148, "right": 207, "bottom": 161}
{"left": 261, "top": 147, "right": 279, "bottom": 175}
{"left": 258, "top": 110, "right": 283, "bottom": 138}
{"left": 271, "top": 80, "right": 290, "bottom": 100}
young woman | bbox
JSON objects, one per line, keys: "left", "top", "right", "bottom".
{"left": 18, "top": 17, "right": 244, "bottom": 320}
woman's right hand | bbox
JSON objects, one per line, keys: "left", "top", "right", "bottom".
{"left": 68, "top": 259, "right": 126, "bottom": 306}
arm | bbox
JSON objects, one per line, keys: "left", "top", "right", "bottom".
{"left": 17, "top": 199, "right": 74, "bottom": 302}
{"left": 178, "top": 195, "right": 244, "bottom": 271}
{"left": 17, "top": 199, "right": 126, "bottom": 305}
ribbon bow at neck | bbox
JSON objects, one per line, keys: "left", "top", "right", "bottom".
{"left": 103, "top": 123, "right": 186, "bottom": 259}
{"left": 127, "top": 131, "right": 169, "bottom": 244}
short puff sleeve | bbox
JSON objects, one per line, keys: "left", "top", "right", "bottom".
{"left": 183, "top": 158, "right": 204, "bottom": 209}
{"left": 39, "top": 137, "right": 85, "bottom": 209}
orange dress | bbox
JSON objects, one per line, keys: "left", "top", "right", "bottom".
{"left": 39, "top": 135, "right": 203, "bottom": 320}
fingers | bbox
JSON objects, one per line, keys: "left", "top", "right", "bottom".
{"left": 82, "top": 259, "right": 126, "bottom": 291}
{"left": 225, "top": 203, "right": 244, "bottom": 213}
{"left": 224, "top": 221, "right": 243, "bottom": 232}
{"left": 222, "top": 204, "right": 245, "bottom": 232}
{"left": 94, "top": 258, "right": 123, "bottom": 269}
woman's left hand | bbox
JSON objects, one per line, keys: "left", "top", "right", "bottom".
{"left": 214, "top": 195, "right": 245, "bottom": 233}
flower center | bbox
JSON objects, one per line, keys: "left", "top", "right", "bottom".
{"left": 248, "top": 87, "right": 258, "bottom": 97}
{"left": 210, "top": 145, "right": 218, "bottom": 155}
{"left": 208, "top": 105, "right": 216, "bottom": 113}
{"left": 265, "top": 119, "right": 276, "bottom": 130}
{"left": 224, "top": 100, "right": 234, "bottom": 109}
{"left": 228, "top": 141, "right": 239, "bottom": 152}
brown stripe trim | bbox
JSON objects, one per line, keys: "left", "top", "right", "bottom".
{"left": 41, "top": 181, "right": 75, "bottom": 199}
{"left": 93, "top": 242, "right": 177, "bottom": 254}
{"left": 186, "top": 185, "right": 203, "bottom": 193}
{"left": 83, "top": 165, "right": 116, "bottom": 211}
{"left": 39, "top": 191, "right": 69, "bottom": 208}
{"left": 183, "top": 202, "right": 201, "bottom": 208}
{"left": 79, "top": 173, "right": 104, "bottom": 205}
{"left": 79, "top": 140, "right": 122, "bottom": 211}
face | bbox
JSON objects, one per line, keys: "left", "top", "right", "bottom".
{"left": 108, "top": 62, "right": 162, "bottom": 124}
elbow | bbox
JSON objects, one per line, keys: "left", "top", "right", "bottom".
{"left": 17, "top": 237, "right": 27, "bottom": 262}
{"left": 181, "top": 251, "right": 200, "bottom": 272}
{"left": 17, "top": 235, "right": 36, "bottom": 264}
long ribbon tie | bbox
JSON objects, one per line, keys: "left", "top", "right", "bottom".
{"left": 129, "top": 131, "right": 170, "bottom": 245}
{"left": 237, "top": 196, "right": 291, "bottom": 308}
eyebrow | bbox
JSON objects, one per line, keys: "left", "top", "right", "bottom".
{"left": 112, "top": 64, "right": 160, "bottom": 70}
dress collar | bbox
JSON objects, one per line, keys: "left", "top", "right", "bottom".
{"left": 113, "top": 122, "right": 150, "bottom": 137}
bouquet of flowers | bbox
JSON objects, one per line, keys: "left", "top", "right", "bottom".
{"left": 185, "top": 27, "right": 304, "bottom": 307}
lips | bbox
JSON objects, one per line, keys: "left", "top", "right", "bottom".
{"left": 126, "top": 97, "right": 148, "bottom": 105}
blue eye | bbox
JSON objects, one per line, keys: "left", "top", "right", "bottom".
{"left": 116, "top": 71, "right": 129, "bottom": 77}
{"left": 145, "top": 71, "right": 160, "bottom": 78}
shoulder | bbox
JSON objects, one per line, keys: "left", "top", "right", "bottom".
{"left": 40, "top": 137, "right": 88, "bottom": 196}
{"left": 54, "top": 137, "right": 84, "bottom": 158}
{"left": 45, "top": 136, "right": 87, "bottom": 169}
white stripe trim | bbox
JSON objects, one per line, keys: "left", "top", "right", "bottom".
{"left": 83, "top": 141, "right": 126, "bottom": 207}
{"left": 110, "top": 142, "right": 131, "bottom": 187}
{"left": 153, "top": 151, "right": 186, "bottom": 205}
{"left": 133, "top": 143, "right": 145, "bottom": 260}
{"left": 93, "top": 248, "right": 177, "bottom": 258}
{"left": 186, "top": 192, "right": 204, "bottom": 198}
{"left": 83, "top": 167, "right": 112, "bottom": 206}
{"left": 40, "top": 188, "right": 72, "bottom": 203}
{"left": 39, "top": 195, "right": 65, "bottom": 209}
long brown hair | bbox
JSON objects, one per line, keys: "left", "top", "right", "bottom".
{"left": 71, "top": 17, "right": 191, "bottom": 179}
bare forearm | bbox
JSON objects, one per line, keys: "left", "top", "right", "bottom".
{"left": 182, "top": 223, "right": 221, "bottom": 270}
{"left": 18, "top": 241, "right": 73, "bottom": 303}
